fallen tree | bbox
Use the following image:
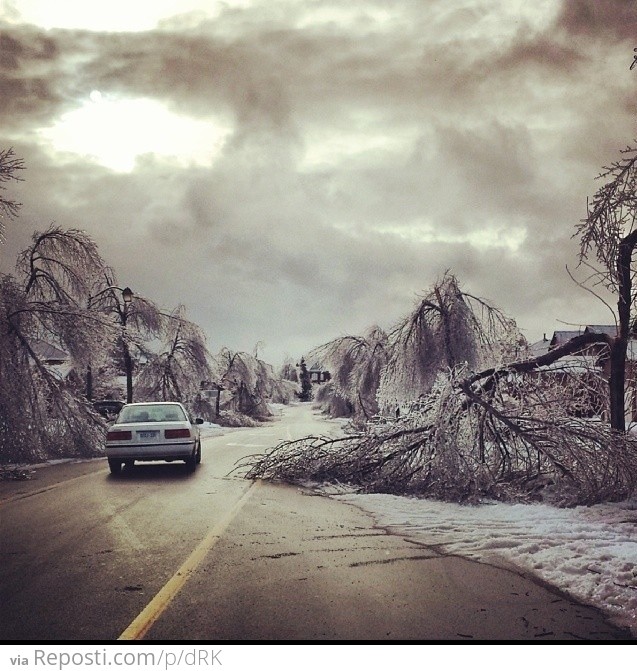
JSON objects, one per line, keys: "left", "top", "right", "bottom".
{"left": 242, "top": 332, "right": 637, "bottom": 506}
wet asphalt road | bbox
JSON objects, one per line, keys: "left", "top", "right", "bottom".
{"left": 0, "top": 404, "right": 632, "bottom": 641}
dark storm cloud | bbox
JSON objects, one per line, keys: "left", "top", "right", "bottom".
{"left": 557, "top": 0, "right": 637, "bottom": 41}
{"left": 2, "top": 1, "right": 637, "bottom": 362}
{"left": 0, "top": 26, "right": 65, "bottom": 127}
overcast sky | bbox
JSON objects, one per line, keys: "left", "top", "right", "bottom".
{"left": 1, "top": 1, "right": 636, "bottom": 366}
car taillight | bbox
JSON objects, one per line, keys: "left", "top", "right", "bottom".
{"left": 164, "top": 428, "right": 191, "bottom": 439}
{"left": 107, "top": 430, "right": 132, "bottom": 441}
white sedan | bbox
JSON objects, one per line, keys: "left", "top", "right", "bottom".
{"left": 105, "top": 401, "right": 203, "bottom": 475}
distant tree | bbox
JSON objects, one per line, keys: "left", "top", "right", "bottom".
{"left": 310, "top": 326, "right": 388, "bottom": 421}
{"left": 211, "top": 347, "right": 295, "bottom": 418}
{"left": 297, "top": 357, "right": 312, "bottom": 402}
{"left": 0, "top": 148, "right": 25, "bottom": 242}
{"left": 279, "top": 356, "right": 299, "bottom": 383}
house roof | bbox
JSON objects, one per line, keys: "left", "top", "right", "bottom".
{"left": 549, "top": 330, "right": 583, "bottom": 349}
{"left": 528, "top": 337, "right": 550, "bottom": 357}
{"left": 31, "top": 341, "right": 68, "bottom": 362}
{"left": 584, "top": 325, "right": 618, "bottom": 336}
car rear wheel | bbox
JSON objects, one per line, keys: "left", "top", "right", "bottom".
{"left": 108, "top": 458, "right": 123, "bottom": 475}
{"left": 195, "top": 440, "right": 202, "bottom": 464}
{"left": 184, "top": 453, "right": 196, "bottom": 472}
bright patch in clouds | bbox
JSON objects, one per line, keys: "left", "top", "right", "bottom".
{"left": 373, "top": 222, "right": 527, "bottom": 252}
{"left": 302, "top": 125, "right": 420, "bottom": 169}
{"left": 38, "top": 94, "right": 232, "bottom": 172}
{"left": 295, "top": 5, "right": 394, "bottom": 30}
{"left": 1, "top": 0, "right": 249, "bottom": 32}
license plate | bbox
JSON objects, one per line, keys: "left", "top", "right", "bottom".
{"left": 138, "top": 430, "right": 158, "bottom": 439}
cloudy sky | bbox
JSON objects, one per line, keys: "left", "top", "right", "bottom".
{"left": 1, "top": 1, "right": 636, "bottom": 366}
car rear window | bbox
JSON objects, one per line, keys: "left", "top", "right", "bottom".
{"left": 117, "top": 405, "right": 187, "bottom": 423}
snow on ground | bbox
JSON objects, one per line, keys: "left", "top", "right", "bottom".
{"left": 338, "top": 492, "right": 637, "bottom": 637}
{"left": 197, "top": 421, "right": 228, "bottom": 439}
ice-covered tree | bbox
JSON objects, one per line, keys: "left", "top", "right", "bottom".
{"left": 242, "top": 271, "right": 637, "bottom": 505}
{"left": 297, "top": 357, "right": 312, "bottom": 402}
{"left": 279, "top": 356, "right": 299, "bottom": 383}
{"left": 0, "top": 148, "right": 24, "bottom": 242}
{"left": 84, "top": 273, "right": 162, "bottom": 402}
{"left": 575, "top": 145, "right": 637, "bottom": 431}
{"left": 310, "top": 274, "right": 520, "bottom": 422}
{"left": 378, "top": 273, "right": 521, "bottom": 410}
{"left": 211, "top": 347, "right": 295, "bottom": 418}
{"left": 1, "top": 227, "right": 116, "bottom": 461}
{"left": 136, "top": 305, "right": 212, "bottom": 406}
{"left": 310, "top": 326, "right": 388, "bottom": 421}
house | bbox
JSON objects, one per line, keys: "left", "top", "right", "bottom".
{"left": 31, "top": 341, "right": 68, "bottom": 366}
{"left": 528, "top": 334, "right": 550, "bottom": 357}
{"left": 533, "top": 325, "right": 637, "bottom": 421}
{"left": 308, "top": 363, "right": 331, "bottom": 384}
{"left": 31, "top": 341, "right": 72, "bottom": 380}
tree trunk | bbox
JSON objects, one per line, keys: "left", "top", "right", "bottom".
{"left": 612, "top": 229, "right": 637, "bottom": 431}
{"left": 215, "top": 385, "right": 222, "bottom": 417}
{"left": 86, "top": 365, "right": 93, "bottom": 402}
{"left": 609, "top": 340, "right": 627, "bottom": 432}
{"left": 434, "top": 287, "right": 456, "bottom": 369}
{"left": 123, "top": 345, "right": 133, "bottom": 404}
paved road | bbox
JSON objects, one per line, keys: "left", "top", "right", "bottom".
{"left": 0, "top": 404, "right": 631, "bottom": 640}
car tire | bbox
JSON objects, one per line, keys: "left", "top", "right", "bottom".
{"left": 195, "top": 440, "right": 202, "bottom": 464}
{"left": 184, "top": 451, "right": 197, "bottom": 472}
{"left": 108, "top": 458, "right": 123, "bottom": 475}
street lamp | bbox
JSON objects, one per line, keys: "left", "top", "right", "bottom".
{"left": 86, "top": 285, "right": 134, "bottom": 403}
{"left": 121, "top": 287, "right": 134, "bottom": 403}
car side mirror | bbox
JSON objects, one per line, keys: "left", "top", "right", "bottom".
{"left": 195, "top": 418, "right": 204, "bottom": 425}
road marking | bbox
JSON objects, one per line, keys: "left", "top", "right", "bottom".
{"left": 118, "top": 480, "right": 261, "bottom": 641}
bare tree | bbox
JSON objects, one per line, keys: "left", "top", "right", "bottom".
{"left": 0, "top": 148, "right": 25, "bottom": 242}
{"left": 310, "top": 326, "right": 388, "bottom": 422}
{"left": 378, "top": 272, "right": 521, "bottom": 410}
{"left": 136, "top": 305, "right": 212, "bottom": 406}
{"left": 576, "top": 145, "right": 637, "bottom": 431}
{"left": 210, "top": 347, "right": 295, "bottom": 419}
{"left": 1, "top": 227, "right": 116, "bottom": 461}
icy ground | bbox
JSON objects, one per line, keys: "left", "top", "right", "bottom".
{"left": 338, "top": 492, "right": 637, "bottom": 637}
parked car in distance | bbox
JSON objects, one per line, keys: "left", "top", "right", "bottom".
{"left": 105, "top": 401, "right": 203, "bottom": 475}
{"left": 93, "top": 399, "right": 125, "bottom": 422}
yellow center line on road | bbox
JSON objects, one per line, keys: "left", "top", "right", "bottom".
{"left": 118, "top": 479, "right": 261, "bottom": 641}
